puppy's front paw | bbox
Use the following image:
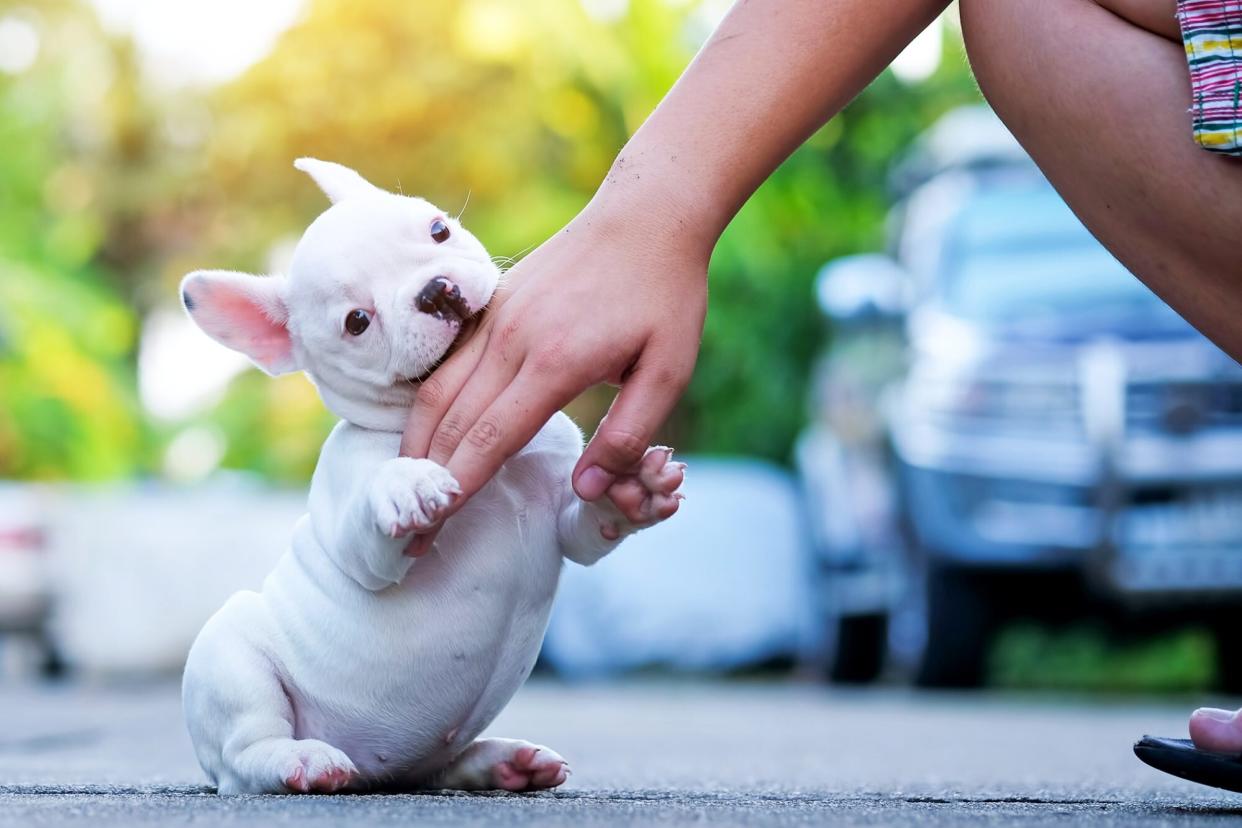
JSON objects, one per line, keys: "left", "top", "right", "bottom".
{"left": 371, "top": 457, "right": 461, "bottom": 539}
{"left": 597, "top": 447, "right": 685, "bottom": 540}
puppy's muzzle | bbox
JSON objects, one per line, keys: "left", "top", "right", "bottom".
{"left": 415, "top": 276, "right": 471, "bottom": 325}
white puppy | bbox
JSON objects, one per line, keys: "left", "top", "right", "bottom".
{"left": 179, "top": 159, "right": 684, "bottom": 795}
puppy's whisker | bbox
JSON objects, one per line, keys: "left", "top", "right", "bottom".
{"left": 489, "top": 241, "right": 538, "bottom": 276}
{"left": 511, "top": 241, "right": 539, "bottom": 259}
{"left": 455, "top": 190, "right": 472, "bottom": 221}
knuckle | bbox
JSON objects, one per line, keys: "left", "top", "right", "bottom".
{"left": 430, "top": 415, "right": 468, "bottom": 456}
{"left": 652, "top": 361, "right": 692, "bottom": 390}
{"left": 466, "top": 417, "right": 504, "bottom": 453}
{"left": 415, "top": 376, "right": 449, "bottom": 410}
{"left": 601, "top": 428, "right": 648, "bottom": 463}
{"left": 494, "top": 315, "right": 524, "bottom": 355}
{"left": 527, "top": 342, "right": 567, "bottom": 377}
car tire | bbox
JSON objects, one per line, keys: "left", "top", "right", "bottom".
{"left": 828, "top": 613, "right": 888, "bottom": 684}
{"left": 913, "top": 564, "right": 993, "bottom": 689}
{"left": 39, "top": 636, "right": 66, "bottom": 679}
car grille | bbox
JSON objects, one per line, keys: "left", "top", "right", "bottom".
{"left": 1126, "top": 382, "right": 1242, "bottom": 433}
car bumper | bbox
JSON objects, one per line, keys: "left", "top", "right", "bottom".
{"left": 900, "top": 461, "right": 1242, "bottom": 596}
{"left": 901, "top": 463, "right": 1094, "bottom": 567}
{"left": 895, "top": 422, "right": 1242, "bottom": 486}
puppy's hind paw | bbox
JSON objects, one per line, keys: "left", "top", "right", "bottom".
{"left": 438, "top": 738, "right": 570, "bottom": 792}
{"left": 492, "top": 745, "right": 570, "bottom": 792}
{"left": 277, "top": 740, "right": 358, "bottom": 794}
{"left": 371, "top": 457, "right": 461, "bottom": 539}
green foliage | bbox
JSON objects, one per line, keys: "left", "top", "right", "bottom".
{"left": 0, "top": 1, "right": 151, "bottom": 478}
{"left": 990, "top": 622, "right": 1217, "bottom": 694}
{"left": 204, "top": 372, "right": 338, "bottom": 484}
{"left": 185, "top": 0, "right": 981, "bottom": 471}
{"left": 0, "top": 0, "right": 981, "bottom": 479}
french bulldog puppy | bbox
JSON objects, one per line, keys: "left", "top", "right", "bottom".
{"left": 179, "top": 159, "right": 685, "bottom": 794}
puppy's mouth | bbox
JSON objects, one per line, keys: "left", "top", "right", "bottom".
{"left": 415, "top": 276, "right": 471, "bottom": 325}
{"left": 402, "top": 277, "right": 483, "bottom": 385}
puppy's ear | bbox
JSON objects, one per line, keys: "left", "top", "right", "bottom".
{"left": 293, "top": 158, "right": 384, "bottom": 204}
{"left": 180, "top": 270, "right": 298, "bottom": 376}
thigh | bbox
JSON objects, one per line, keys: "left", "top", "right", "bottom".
{"left": 960, "top": 0, "right": 1242, "bottom": 361}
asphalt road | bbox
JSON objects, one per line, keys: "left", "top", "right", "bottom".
{"left": 1, "top": 679, "right": 1240, "bottom": 826}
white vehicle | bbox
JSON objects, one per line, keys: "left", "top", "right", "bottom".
{"left": 0, "top": 483, "right": 59, "bottom": 675}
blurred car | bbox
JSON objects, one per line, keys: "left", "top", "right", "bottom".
{"left": 542, "top": 457, "right": 820, "bottom": 679}
{"left": 0, "top": 483, "right": 59, "bottom": 675}
{"left": 798, "top": 106, "right": 1242, "bottom": 689}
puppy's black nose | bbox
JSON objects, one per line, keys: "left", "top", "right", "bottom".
{"left": 415, "top": 276, "right": 469, "bottom": 323}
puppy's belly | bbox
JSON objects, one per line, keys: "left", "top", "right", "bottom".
{"left": 262, "top": 517, "right": 562, "bottom": 782}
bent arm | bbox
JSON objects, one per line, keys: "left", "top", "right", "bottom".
{"left": 308, "top": 425, "right": 414, "bottom": 591}
{"left": 314, "top": 474, "right": 414, "bottom": 591}
{"left": 399, "top": 0, "right": 949, "bottom": 516}
{"left": 558, "top": 497, "right": 626, "bottom": 567}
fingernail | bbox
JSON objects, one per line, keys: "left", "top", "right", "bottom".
{"left": 576, "top": 466, "right": 615, "bottom": 500}
{"left": 1194, "top": 707, "right": 1237, "bottom": 723}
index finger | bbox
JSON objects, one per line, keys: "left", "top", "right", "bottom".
{"left": 407, "top": 368, "right": 577, "bottom": 557}
{"left": 399, "top": 324, "right": 489, "bottom": 459}
{"left": 444, "top": 368, "right": 580, "bottom": 501}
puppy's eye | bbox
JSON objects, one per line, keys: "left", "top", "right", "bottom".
{"left": 430, "top": 218, "right": 451, "bottom": 244}
{"left": 344, "top": 309, "right": 371, "bottom": 336}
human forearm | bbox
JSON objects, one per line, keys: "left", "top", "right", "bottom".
{"left": 587, "top": 0, "right": 950, "bottom": 249}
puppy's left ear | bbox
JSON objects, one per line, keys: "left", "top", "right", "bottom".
{"left": 180, "top": 270, "right": 298, "bottom": 375}
{"left": 293, "top": 157, "right": 384, "bottom": 204}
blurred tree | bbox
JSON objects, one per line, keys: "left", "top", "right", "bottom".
{"left": 181, "top": 0, "right": 981, "bottom": 474}
{"left": 0, "top": 0, "right": 157, "bottom": 478}
{"left": 0, "top": 0, "right": 981, "bottom": 481}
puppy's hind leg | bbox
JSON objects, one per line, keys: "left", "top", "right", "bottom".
{"left": 431, "top": 738, "right": 570, "bottom": 792}
{"left": 182, "top": 595, "right": 357, "bottom": 794}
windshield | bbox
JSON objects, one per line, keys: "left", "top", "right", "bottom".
{"left": 936, "top": 184, "right": 1180, "bottom": 330}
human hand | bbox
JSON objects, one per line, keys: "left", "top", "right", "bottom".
{"left": 398, "top": 193, "right": 708, "bottom": 553}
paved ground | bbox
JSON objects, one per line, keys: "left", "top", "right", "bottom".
{"left": 1, "top": 679, "right": 1240, "bottom": 825}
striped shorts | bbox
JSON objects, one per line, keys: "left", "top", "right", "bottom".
{"left": 1179, "top": 0, "right": 1242, "bottom": 154}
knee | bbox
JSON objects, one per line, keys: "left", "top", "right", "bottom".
{"left": 958, "top": 0, "right": 1172, "bottom": 119}
{"left": 957, "top": 0, "right": 1029, "bottom": 103}
{"left": 957, "top": 0, "right": 1078, "bottom": 118}
{"left": 961, "top": 0, "right": 1175, "bottom": 100}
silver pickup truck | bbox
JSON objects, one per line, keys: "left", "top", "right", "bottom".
{"left": 798, "top": 107, "right": 1242, "bottom": 689}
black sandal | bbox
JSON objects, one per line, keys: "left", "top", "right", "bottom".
{"left": 1134, "top": 735, "right": 1242, "bottom": 793}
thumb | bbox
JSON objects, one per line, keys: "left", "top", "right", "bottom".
{"left": 573, "top": 360, "right": 689, "bottom": 500}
